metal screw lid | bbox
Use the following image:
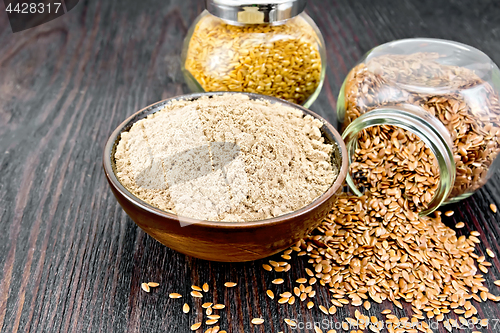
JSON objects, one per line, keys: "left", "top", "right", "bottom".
{"left": 206, "top": 0, "right": 307, "bottom": 24}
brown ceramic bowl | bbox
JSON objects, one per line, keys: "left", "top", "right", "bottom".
{"left": 103, "top": 92, "right": 348, "bottom": 262}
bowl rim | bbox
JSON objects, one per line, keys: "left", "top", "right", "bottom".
{"left": 103, "top": 92, "right": 348, "bottom": 229}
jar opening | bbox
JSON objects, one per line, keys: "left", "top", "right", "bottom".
{"left": 342, "top": 107, "right": 456, "bottom": 216}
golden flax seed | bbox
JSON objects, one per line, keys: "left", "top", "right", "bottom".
{"left": 224, "top": 282, "right": 237, "bottom": 287}
{"left": 285, "top": 319, "right": 297, "bottom": 327}
{"left": 251, "top": 318, "right": 264, "bottom": 325}
{"left": 191, "top": 322, "right": 202, "bottom": 331}
{"left": 490, "top": 203, "right": 497, "bottom": 213}
{"left": 262, "top": 264, "right": 272, "bottom": 272}
{"left": 169, "top": 293, "right": 182, "bottom": 299}
{"left": 141, "top": 283, "right": 150, "bottom": 293}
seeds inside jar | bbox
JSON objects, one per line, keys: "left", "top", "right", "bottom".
{"left": 342, "top": 52, "right": 500, "bottom": 199}
{"left": 350, "top": 125, "right": 439, "bottom": 212}
{"left": 184, "top": 14, "right": 323, "bottom": 105}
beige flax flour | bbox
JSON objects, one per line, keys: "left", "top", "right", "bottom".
{"left": 114, "top": 94, "right": 337, "bottom": 222}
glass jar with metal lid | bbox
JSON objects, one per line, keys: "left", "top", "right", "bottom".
{"left": 337, "top": 38, "right": 500, "bottom": 215}
{"left": 181, "top": 0, "right": 326, "bottom": 107}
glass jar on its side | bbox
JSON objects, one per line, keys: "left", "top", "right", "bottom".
{"left": 181, "top": 0, "right": 326, "bottom": 107}
{"left": 337, "top": 38, "right": 500, "bottom": 215}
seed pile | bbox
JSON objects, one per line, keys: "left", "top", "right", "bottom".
{"left": 350, "top": 125, "right": 439, "bottom": 211}
{"left": 294, "top": 193, "right": 499, "bottom": 332}
{"left": 342, "top": 52, "right": 500, "bottom": 199}
{"left": 184, "top": 14, "right": 322, "bottom": 105}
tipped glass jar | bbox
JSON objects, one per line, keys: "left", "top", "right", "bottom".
{"left": 337, "top": 38, "right": 500, "bottom": 215}
{"left": 181, "top": 0, "right": 326, "bottom": 107}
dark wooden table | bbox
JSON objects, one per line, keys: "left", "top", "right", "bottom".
{"left": 1, "top": 0, "right": 500, "bottom": 332}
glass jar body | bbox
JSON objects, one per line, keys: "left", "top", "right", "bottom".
{"left": 337, "top": 38, "right": 500, "bottom": 208}
{"left": 181, "top": 10, "right": 326, "bottom": 107}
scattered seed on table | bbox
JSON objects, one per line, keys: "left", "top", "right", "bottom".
{"left": 192, "top": 285, "right": 202, "bottom": 291}
{"left": 266, "top": 290, "right": 274, "bottom": 299}
{"left": 203, "top": 283, "right": 209, "bottom": 292}
{"left": 191, "top": 291, "right": 203, "bottom": 298}
{"left": 212, "top": 327, "right": 220, "bottom": 333}
{"left": 275, "top": 266, "right": 285, "bottom": 272}
{"left": 486, "top": 249, "right": 495, "bottom": 258}
{"left": 280, "top": 292, "right": 292, "bottom": 298}
{"left": 147, "top": 282, "right": 159, "bottom": 287}
{"left": 262, "top": 264, "right": 272, "bottom": 272}
{"left": 296, "top": 278, "right": 307, "bottom": 284}
{"left": 141, "top": 283, "right": 150, "bottom": 293}
{"left": 319, "top": 305, "right": 329, "bottom": 315}
{"left": 224, "top": 282, "right": 237, "bottom": 287}
{"left": 381, "top": 310, "right": 391, "bottom": 315}
{"left": 363, "top": 301, "right": 371, "bottom": 310}
{"left": 455, "top": 222, "right": 465, "bottom": 228}
{"left": 328, "top": 306, "right": 336, "bottom": 315}
{"left": 213, "top": 304, "right": 225, "bottom": 309}
{"left": 307, "top": 301, "right": 314, "bottom": 309}
{"left": 206, "top": 319, "right": 218, "bottom": 325}
{"left": 284, "top": 318, "right": 297, "bottom": 327}
{"left": 206, "top": 307, "right": 212, "bottom": 315}
{"left": 191, "top": 322, "right": 202, "bottom": 331}
{"left": 272, "top": 279, "right": 284, "bottom": 285}
{"left": 282, "top": 254, "right": 291, "bottom": 260}
{"left": 202, "top": 302, "right": 213, "bottom": 308}
{"left": 471, "top": 231, "right": 481, "bottom": 237}
{"left": 251, "top": 318, "right": 264, "bottom": 325}
{"left": 169, "top": 293, "right": 182, "bottom": 299}
{"left": 445, "top": 210, "right": 454, "bottom": 216}
{"left": 314, "top": 326, "right": 323, "bottom": 333}
{"left": 183, "top": 303, "right": 190, "bottom": 313}
{"left": 494, "top": 281, "right": 500, "bottom": 287}
{"left": 491, "top": 203, "right": 497, "bottom": 213}
{"left": 288, "top": 296, "right": 295, "bottom": 305}
{"left": 269, "top": 260, "right": 279, "bottom": 267}
{"left": 278, "top": 297, "right": 288, "bottom": 304}
{"left": 208, "top": 315, "right": 220, "bottom": 320}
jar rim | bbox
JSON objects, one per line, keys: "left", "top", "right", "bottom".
{"left": 206, "top": 0, "right": 306, "bottom": 24}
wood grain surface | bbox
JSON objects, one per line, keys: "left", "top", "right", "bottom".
{"left": 1, "top": 0, "right": 500, "bottom": 332}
